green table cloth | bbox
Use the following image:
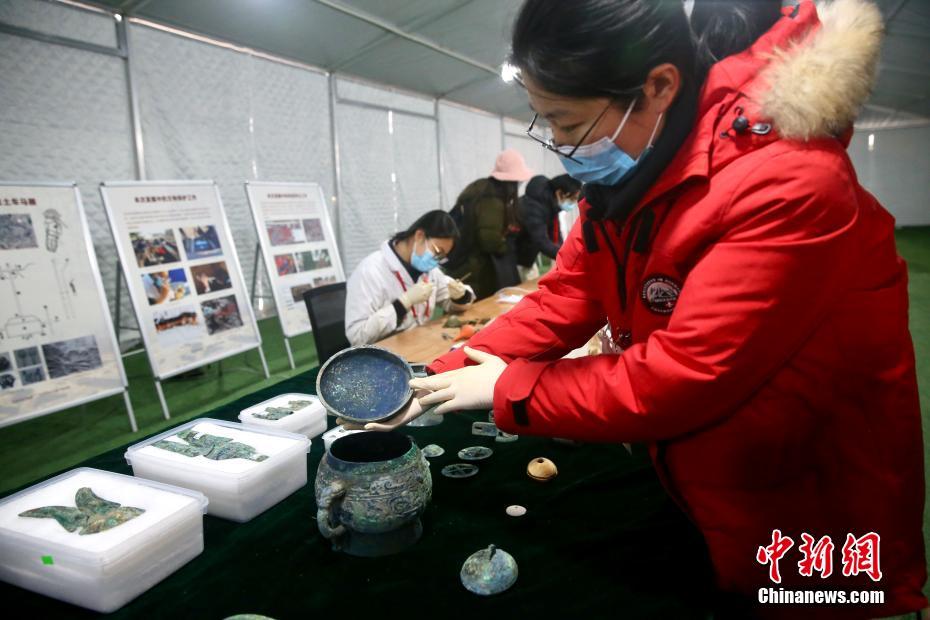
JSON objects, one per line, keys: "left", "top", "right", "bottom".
{"left": 1, "top": 370, "right": 715, "bottom": 618}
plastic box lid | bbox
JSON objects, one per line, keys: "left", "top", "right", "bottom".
{"left": 125, "top": 418, "right": 310, "bottom": 482}
{"left": 237, "top": 393, "right": 324, "bottom": 427}
{"left": 0, "top": 467, "right": 207, "bottom": 568}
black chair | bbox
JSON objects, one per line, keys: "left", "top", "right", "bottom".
{"left": 303, "top": 282, "right": 351, "bottom": 365}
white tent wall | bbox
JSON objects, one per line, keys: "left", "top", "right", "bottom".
{"left": 336, "top": 77, "right": 434, "bottom": 116}
{"left": 0, "top": 0, "right": 341, "bottom": 344}
{"left": 334, "top": 102, "right": 396, "bottom": 273}
{"left": 130, "top": 23, "right": 336, "bottom": 319}
{"left": 130, "top": 25, "right": 255, "bottom": 289}
{"left": 333, "top": 76, "right": 440, "bottom": 273}
{"left": 248, "top": 56, "right": 335, "bottom": 312}
{"left": 392, "top": 111, "right": 440, "bottom": 233}
{"left": 848, "top": 127, "right": 930, "bottom": 227}
{"left": 438, "top": 102, "right": 502, "bottom": 209}
{"left": 248, "top": 57, "right": 334, "bottom": 213}
{"left": 1, "top": 1, "right": 555, "bottom": 340}
{"left": 542, "top": 147, "right": 566, "bottom": 180}
{"left": 0, "top": 2, "right": 136, "bottom": 339}
{"left": 0, "top": 0, "right": 115, "bottom": 45}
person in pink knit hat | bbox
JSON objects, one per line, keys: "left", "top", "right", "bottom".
{"left": 490, "top": 148, "right": 534, "bottom": 182}
{"left": 444, "top": 149, "right": 534, "bottom": 298}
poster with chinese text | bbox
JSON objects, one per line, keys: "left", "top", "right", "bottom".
{"left": 100, "top": 181, "right": 262, "bottom": 379}
{"left": 245, "top": 182, "right": 345, "bottom": 338}
{"left": 0, "top": 183, "right": 127, "bottom": 427}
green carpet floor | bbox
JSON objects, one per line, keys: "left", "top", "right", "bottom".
{"left": 0, "top": 318, "right": 319, "bottom": 493}
{"left": 899, "top": 227, "right": 930, "bottom": 421}
{"left": 898, "top": 227, "right": 930, "bottom": 599}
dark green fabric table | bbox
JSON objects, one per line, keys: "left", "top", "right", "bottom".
{"left": 2, "top": 370, "right": 715, "bottom": 618}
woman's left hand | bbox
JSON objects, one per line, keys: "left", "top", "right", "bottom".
{"left": 409, "top": 347, "right": 507, "bottom": 414}
{"left": 447, "top": 278, "right": 467, "bottom": 301}
{"left": 337, "top": 390, "right": 427, "bottom": 431}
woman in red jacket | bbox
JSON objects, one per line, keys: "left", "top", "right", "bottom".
{"left": 364, "top": 0, "right": 927, "bottom": 616}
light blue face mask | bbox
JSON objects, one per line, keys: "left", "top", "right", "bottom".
{"left": 557, "top": 99, "right": 662, "bottom": 187}
{"left": 558, "top": 199, "right": 578, "bottom": 212}
{"left": 411, "top": 237, "right": 440, "bottom": 272}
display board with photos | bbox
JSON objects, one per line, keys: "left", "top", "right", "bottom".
{"left": 100, "top": 181, "right": 263, "bottom": 380}
{"left": 245, "top": 182, "right": 345, "bottom": 338}
{"left": 0, "top": 183, "right": 130, "bottom": 427}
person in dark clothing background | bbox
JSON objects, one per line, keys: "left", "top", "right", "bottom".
{"left": 515, "top": 174, "right": 582, "bottom": 280}
{"left": 445, "top": 149, "right": 534, "bottom": 298}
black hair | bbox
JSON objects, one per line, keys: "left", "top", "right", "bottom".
{"left": 691, "top": 1, "right": 786, "bottom": 66}
{"left": 511, "top": 0, "right": 695, "bottom": 106}
{"left": 549, "top": 174, "right": 582, "bottom": 196}
{"left": 510, "top": 0, "right": 782, "bottom": 221}
{"left": 510, "top": 0, "right": 782, "bottom": 105}
{"left": 391, "top": 210, "right": 459, "bottom": 243}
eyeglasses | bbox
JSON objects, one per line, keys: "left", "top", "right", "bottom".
{"left": 525, "top": 100, "right": 613, "bottom": 164}
{"left": 426, "top": 237, "right": 449, "bottom": 265}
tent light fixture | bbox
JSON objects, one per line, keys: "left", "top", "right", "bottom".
{"left": 500, "top": 62, "right": 520, "bottom": 84}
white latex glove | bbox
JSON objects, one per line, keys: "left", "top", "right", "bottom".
{"left": 399, "top": 280, "right": 434, "bottom": 309}
{"left": 409, "top": 347, "right": 506, "bottom": 414}
{"left": 447, "top": 278, "right": 468, "bottom": 302}
{"left": 336, "top": 389, "right": 430, "bottom": 431}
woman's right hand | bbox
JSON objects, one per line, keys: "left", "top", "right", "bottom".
{"left": 400, "top": 281, "right": 434, "bottom": 309}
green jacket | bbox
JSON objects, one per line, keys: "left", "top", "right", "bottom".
{"left": 447, "top": 178, "right": 510, "bottom": 299}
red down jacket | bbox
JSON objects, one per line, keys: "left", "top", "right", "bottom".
{"left": 430, "top": 1, "right": 926, "bottom": 616}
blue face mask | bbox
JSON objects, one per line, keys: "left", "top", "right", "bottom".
{"left": 411, "top": 237, "right": 440, "bottom": 272}
{"left": 558, "top": 199, "right": 578, "bottom": 212}
{"left": 558, "top": 99, "right": 662, "bottom": 187}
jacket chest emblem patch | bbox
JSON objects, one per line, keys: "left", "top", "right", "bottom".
{"left": 641, "top": 275, "right": 680, "bottom": 315}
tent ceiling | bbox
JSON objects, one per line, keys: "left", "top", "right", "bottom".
{"left": 83, "top": 0, "right": 928, "bottom": 127}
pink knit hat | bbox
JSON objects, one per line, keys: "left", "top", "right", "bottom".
{"left": 490, "top": 149, "right": 534, "bottom": 182}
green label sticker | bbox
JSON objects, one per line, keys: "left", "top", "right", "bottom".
{"left": 41, "top": 555, "right": 54, "bottom": 566}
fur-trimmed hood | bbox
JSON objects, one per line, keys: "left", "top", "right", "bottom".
{"left": 595, "top": 0, "right": 886, "bottom": 209}
{"left": 757, "top": 0, "right": 884, "bottom": 139}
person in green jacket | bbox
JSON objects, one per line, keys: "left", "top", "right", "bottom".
{"left": 446, "top": 149, "right": 534, "bottom": 299}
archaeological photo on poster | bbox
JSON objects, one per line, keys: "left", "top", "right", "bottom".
{"left": 0, "top": 184, "right": 125, "bottom": 426}
{"left": 100, "top": 182, "right": 261, "bottom": 379}
{"left": 246, "top": 182, "right": 345, "bottom": 338}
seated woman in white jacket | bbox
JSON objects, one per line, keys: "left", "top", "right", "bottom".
{"left": 345, "top": 210, "right": 475, "bottom": 346}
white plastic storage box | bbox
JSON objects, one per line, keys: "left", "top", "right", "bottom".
{"left": 0, "top": 468, "right": 207, "bottom": 613}
{"left": 238, "top": 393, "right": 327, "bottom": 439}
{"left": 125, "top": 419, "right": 310, "bottom": 522}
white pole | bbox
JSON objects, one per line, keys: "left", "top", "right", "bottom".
{"left": 257, "top": 346, "right": 271, "bottom": 379}
{"left": 154, "top": 379, "right": 171, "bottom": 420}
{"left": 122, "top": 390, "right": 139, "bottom": 433}
{"left": 284, "top": 338, "right": 296, "bottom": 370}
